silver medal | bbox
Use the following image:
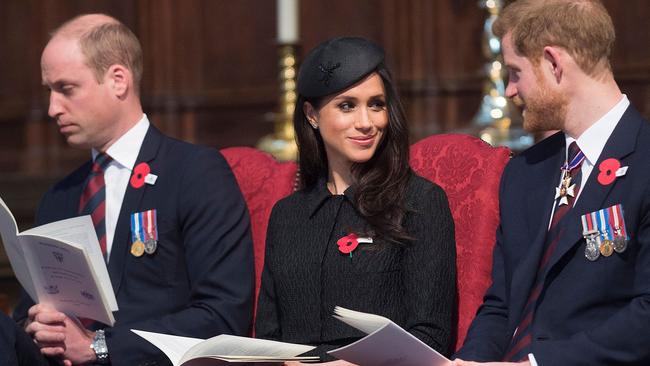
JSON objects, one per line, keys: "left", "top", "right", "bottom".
{"left": 613, "top": 235, "right": 627, "bottom": 253}
{"left": 584, "top": 237, "right": 600, "bottom": 261}
{"left": 144, "top": 238, "right": 158, "bottom": 255}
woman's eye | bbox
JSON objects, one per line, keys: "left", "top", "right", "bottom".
{"left": 370, "top": 100, "right": 386, "bottom": 111}
{"left": 338, "top": 102, "right": 355, "bottom": 111}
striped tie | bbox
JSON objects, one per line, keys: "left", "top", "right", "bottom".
{"left": 79, "top": 152, "right": 112, "bottom": 259}
{"left": 503, "top": 142, "right": 584, "bottom": 361}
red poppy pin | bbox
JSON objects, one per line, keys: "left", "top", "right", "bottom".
{"left": 597, "top": 158, "right": 620, "bottom": 186}
{"left": 337, "top": 233, "right": 359, "bottom": 257}
{"left": 130, "top": 162, "right": 151, "bottom": 189}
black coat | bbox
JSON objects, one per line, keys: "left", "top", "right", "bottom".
{"left": 256, "top": 173, "right": 456, "bottom": 359}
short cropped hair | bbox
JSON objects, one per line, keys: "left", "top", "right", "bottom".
{"left": 493, "top": 0, "right": 615, "bottom": 75}
{"left": 53, "top": 15, "right": 143, "bottom": 94}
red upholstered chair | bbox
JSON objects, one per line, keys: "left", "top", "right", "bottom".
{"left": 409, "top": 134, "right": 510, "bottom": 350}
{"left": 220, "top": 147, "right": 298, "bottom": 331}
{"left": 221, "top": 133, "right": 510, "bottom": 349}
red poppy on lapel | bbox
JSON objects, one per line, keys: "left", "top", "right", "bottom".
{"left": 337, "top": 233, "right": 359, "bottom": 255}
{"left": 130, "top": 162, "right": 151, "bottom": 189}
{"left": 597, "top": 158, "right": 620, "bottom": 186}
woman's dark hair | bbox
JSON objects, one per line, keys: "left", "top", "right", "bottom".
{"left": 294, "top": 62, "right": 413, "bottom": 245}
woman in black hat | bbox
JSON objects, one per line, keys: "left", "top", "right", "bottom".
{"left": 256, "top": 37, "right": 456, "bottom": 364}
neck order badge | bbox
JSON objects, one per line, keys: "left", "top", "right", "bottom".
{"left": 555, "top": 145, "right": 585, "bottom": 206}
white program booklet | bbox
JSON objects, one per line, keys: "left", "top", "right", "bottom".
{"left": 132, "top": 329, "right": 320, "bottom": 365}
{"left": 0, "top": 196, "right": 117, "bottom": 325}
{"left": 328, "top": 307, "right": 451, "bottom": 366}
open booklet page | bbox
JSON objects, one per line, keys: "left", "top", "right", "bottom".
{"left": 133, "top": 329, "right": 319, "bottom": 365}
{"left": 327, "top": 307, "right": 450, "bottom": 366}
{"left": 0, "top": 197, "right": 36, "bottom": 300}
{"left": 24, "top": 215, "right": 118, "bottom": 312}
{"left": 0, "top": 196, "right": 117, "bottom": 325}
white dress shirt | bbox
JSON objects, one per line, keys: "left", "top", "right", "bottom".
{"left": 91, "top": 114, "right": 150, "bottom": 260}
{"left": 547, "top": 95, "right": 630, "bottom": 228}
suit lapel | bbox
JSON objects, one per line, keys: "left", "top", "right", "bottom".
{"left": 509, "top": 134, "right": 565, "bottom": 320}
{"left": 107, "top": 126, "right": 163, "bottom": 294}
{"left": 546, "top": 106, "right": 642, "bottom": 273}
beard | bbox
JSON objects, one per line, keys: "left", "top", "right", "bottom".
{"left": 516, "top": 71, "right": 569, "bottom": 133}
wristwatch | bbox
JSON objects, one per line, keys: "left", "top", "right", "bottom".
{"left": 90, "top": 329, "right": 110, "bottom": 364}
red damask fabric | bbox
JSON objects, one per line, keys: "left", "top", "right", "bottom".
{"left": 222, "top": 134, "right": 510, "bottom": 349}
{"left": 220, "top": 147, "right": 298, "bottom": 330}
{"left": 410, "top": 134, "right": 511, "bottom": 349}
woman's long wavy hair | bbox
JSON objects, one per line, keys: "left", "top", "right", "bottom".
{"left": 294, "top": 62, "right": 413, "bottom": 245}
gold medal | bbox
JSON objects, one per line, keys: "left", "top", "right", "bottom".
{"left": 599, "top": 240, "right": 614, "bottom": 257}
{"left": 131, "top": 240, "right": 145, "bottom": 257}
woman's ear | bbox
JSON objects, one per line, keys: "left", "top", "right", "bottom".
{"left": 303, "top": 102, "right": 319, "bottom": 129}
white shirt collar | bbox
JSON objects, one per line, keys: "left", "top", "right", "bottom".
{"left": 565, "top": 95, "right": 629, "bottom": 165}
{"left": 92, "top": 114, "right": 150, "bottom": 169}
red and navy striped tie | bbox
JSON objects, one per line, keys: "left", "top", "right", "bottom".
{"left": 503, "top": 142, "right": 584, "bottom": 361}
{"left": 79, "top": 152, "right": 112, "bottom": 260}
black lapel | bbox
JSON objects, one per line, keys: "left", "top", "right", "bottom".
{"left": 107, "top": 125, "right": 163, "bottom": 294}
{"left": 508, "top": 133, "right": 565, "bottom": 319}
{"left": 547, "top": 106, "right": 642, "bottom": 272}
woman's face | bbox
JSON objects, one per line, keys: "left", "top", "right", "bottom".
{"left": 304, "top": 72, "right": 388, "bottom": 175}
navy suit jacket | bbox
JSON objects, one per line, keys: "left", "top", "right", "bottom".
{"left": 0, "top": 312, "right": 51, "bottom": 366}
{"left": 14, "top": 125, "right": 255, "bottom": 365}
{"left": 456, "top": 105, "right": 650, "bottom": 365}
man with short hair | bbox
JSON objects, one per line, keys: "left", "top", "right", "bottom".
{"left": 12, "top": 14, "right": 254, "bottom": 365}
{"left": 454, "top": 0, "right": 650, "bottom": 365}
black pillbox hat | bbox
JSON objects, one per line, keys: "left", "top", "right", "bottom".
{"left": 297, "top": 37, "right": 385, "bottom": 99}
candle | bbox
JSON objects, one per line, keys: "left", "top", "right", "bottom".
{"left": 277, "top": 0, "right": 299, "bottom": 43}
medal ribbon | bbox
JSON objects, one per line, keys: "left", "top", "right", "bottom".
{"left": 590, "top": 211, "right": 602, "bottom": 245}
{"left": 131, "top": 210, "right": 159, "bottom": 244}
{"left": 581, "top": 213, "right": 590, "bottom": 235}
{"left": 138, "top": 212, "right": 146, "bottom": 243}
{"left": 613, "top": 204, "right": 629, "bottom": 239}
{"left": 144, "top": 209, "right": 158, "bottom": 242}
{"left": 561, "top": 150, "right": 586, "bottom": 172}
{"left": 581, "top": 211, "right": 595, "bottom": 235}
{"left": 598, "top": 208, "right": 610, "bottom": 241}
{"left": 130, "top": 212, "right": 142, "bottom": 243}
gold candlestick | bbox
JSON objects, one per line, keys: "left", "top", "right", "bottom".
{"left": 257, "top": 44, "right": 298, "bottom": 161}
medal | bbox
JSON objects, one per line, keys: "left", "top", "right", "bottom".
{"left": 131, "top": 209, "right": 159, "bottom": 256}
{"left": 555, "top": 172, "right": 577, "bottom": 206}
{"left": 582, "top": 204, "right": 630, "bottom": 261}
{"left": 597, "top": 209, "right": 614, "bottom": 257}
{"left": 144, "top": 237, "right": 157, "bottom": 255}
{"left": 131, "top": 240, "right": 145, "bottom": 257}
{"left": 581, "top": 213, "right": 600, "bottom": 261}
{"left": 610, "top": 204, "right": 628, "bottom": 253}
{"left": 555, "top": 148, "right": 586, "bottom": 206}
{"left": 599, "top": 240, "right": 614, "bottom": 257}
{"left": 584, "top": 236, "right": 600, "bottom": 261}
{"left": 613, "top": 234, "right": 627, "bottom": 253}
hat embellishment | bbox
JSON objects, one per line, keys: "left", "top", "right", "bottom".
{"left": 318, "top": 61, "right": 341, "bottom": 86}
